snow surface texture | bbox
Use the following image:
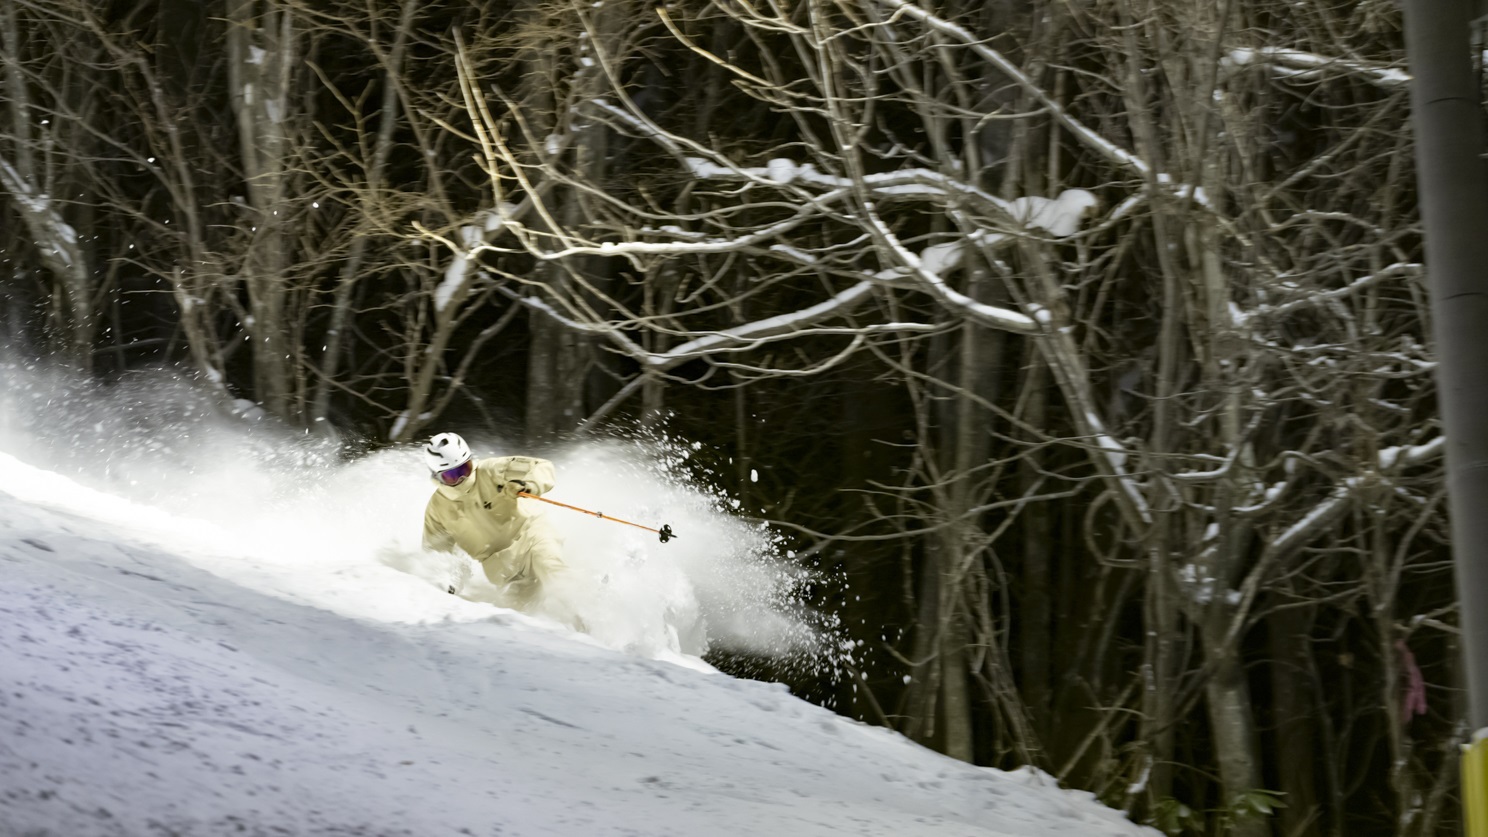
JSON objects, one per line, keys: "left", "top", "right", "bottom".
{"left": 0, "top": 366, "right": 1156, "bottom": 836}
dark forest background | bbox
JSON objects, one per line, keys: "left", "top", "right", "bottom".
{"left": 0, "top": 1, "right": 1460, "bottom": 834}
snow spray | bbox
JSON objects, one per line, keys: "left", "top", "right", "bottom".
{"left": 0, "top": 363, "right": 841, "bottom": 678}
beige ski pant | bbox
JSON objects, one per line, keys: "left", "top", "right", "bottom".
{"left": 478, "top": 520, "right": 566, "bottom": 610}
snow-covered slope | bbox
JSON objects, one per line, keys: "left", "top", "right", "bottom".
{"left": 0, "top": 371, "right": 1157, "bottom": 837}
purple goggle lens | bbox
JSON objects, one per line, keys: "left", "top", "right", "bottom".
{"left": 437, "top": 460, "right": 473, "bottom": 486}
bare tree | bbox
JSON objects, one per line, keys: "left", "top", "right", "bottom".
{"left": 0, "top": 1, "right": 1462, "bottom": 834}
{"left": 0, "top": 2, "right": 99, "bottom": 368}
{"left": 226, "top": 0, "right": 300, "bottom": 419}
{"left": 436, "top": 1, "right": 1449, "bottom": 834}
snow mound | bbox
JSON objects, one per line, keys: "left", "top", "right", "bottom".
{"left": 0, "top": 484, "right": 1156, "bottom": 836}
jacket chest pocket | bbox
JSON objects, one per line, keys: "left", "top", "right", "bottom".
{"left": 502, "top": 457, "right": 538, "bottom": 481}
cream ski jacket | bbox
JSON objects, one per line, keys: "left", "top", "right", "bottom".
{"left": 421, "top": 455, "right": 558, "bottom": 565}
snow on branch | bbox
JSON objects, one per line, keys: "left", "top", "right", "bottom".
{"left": 423, "top": 204, "right": 515, "bottom": 313}
{"left": 590, "top": 99, "right": 684, "bottom": 157}
{"left": 1226, "top": 47, "right": 1410, "bottom": 89}
{"left": 530, "top": 208, "right": 820, "bottom": 265}
{"left": 873, "top": 0, "right": 1151, "bottom": 178}
{"left": 1247, "top": 436, "right": 1442, "bottom": 551}
{"left": 1226, "top": 437, "right": 1444, "bottom": 640}
{"left": 643, "top": 282, "right": 878, "bottom": 370}
{"left": 686, "top": 157, "right": 1101, "bottom": 241}
{"left": 1223, "top": 483, "right": 1353, "bottom": 643}
{"left": 898, "top": 272, "right": 1038, "bottom": 333}
{"left": 498, "top": 287, "right": 638, "bottom": 343}
{"left": 500, "top": 282, "right": 882, "bottom": 373}
{"left": 1007, "top": 191, "right": 1103, "bottom": 237}
{"left": 1243, "top": 263, "right": 1422, "bottom": 322}
{"left": 872, "top": 0, "right": 1221, "bottom": 226}
{"left": 685, "top": 157, "right": 1012, "bottom": 210}
{"left": 1379, "top": 436, "right": 1444, "bottom": 471}
{"left": 1079, "top": 409, "right": 1152, "bottom": 526}
{"left": 859, "top": 208, "right": 1039, "bottom": 334}
{"left": 684, "top": 154, "right": 1095, "bottom": 333}
{"left": 0, "top": 154, "right": 81, "bottom": 269}
{"left": 1268, "top": 486, "right": 1351, "bottom": 560}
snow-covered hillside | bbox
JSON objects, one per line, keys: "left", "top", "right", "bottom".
{"left": 0, "top": 368, "right": 1157, "bottom": 836}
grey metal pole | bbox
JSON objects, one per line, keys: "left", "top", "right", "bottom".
{"left": 1403, "top": 0, "right": 1488, "bottom": 730}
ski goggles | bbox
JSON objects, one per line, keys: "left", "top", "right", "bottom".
{"left": 436, "top": 460, "right": 473, "bottom": 486}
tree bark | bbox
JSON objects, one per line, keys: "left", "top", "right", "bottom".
{"left": 0, "top": 3, "right": 95, "bottom": 368}
{"left": 226, "top": 0, "right": 296, "bottom": 419}
{"left": 1268, "top": 602, "right": 1321, "bottom": 836}
{"left": 1019, "top": 358, "right": 1052, "bottom": 742}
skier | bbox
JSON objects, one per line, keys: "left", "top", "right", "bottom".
{"left": 421, "top": 432, "right": 567, "bottom": 610}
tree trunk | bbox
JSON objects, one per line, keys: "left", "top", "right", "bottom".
{"left": 1268, "top": 602, "right": 1321, "bottom": 836}
{"left": 526, "top": 309, "right": 588, "bottom": 443}
{"left": 1202, "top": 607, "right": 1268, "bottom": 837}
{"left": 226, "top": 0, "right": 296, "bottom": 420}
{"left": 1019, "top": 358, "right": 1052, "bottom": 742}
{"left": 0, "top": 3, "right": 94, "bottom": 369}
{"left": 521, "top": 11, "right": 583, "bottom": 444}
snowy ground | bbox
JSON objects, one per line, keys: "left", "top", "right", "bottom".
{"left": 0, "top": 368, "right": 1157, "bottom": 836}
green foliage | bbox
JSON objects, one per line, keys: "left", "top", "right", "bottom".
{"left": 1151, "top": 797, "right": 1204, "bottom": 836}
{"left": 1151, "top": 790, "right": 1286, "bottom": 836}
{"left": 1225, "top": 789, "right": 1288, "bottom": 820}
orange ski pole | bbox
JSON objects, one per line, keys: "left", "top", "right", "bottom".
{"left": 517, "top": 491, "right": 676, "bottom": 543}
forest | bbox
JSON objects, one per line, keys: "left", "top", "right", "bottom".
{"left": 0, "top": 1, "right": 1456, "bottom": 835}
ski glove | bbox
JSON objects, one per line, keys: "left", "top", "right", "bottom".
{"left": 503, "top": 479, "right": 533, "bottom": 498}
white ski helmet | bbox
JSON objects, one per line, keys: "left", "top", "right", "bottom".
{"left": 424, "top": 432, "right": 472, "bottom": 473}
